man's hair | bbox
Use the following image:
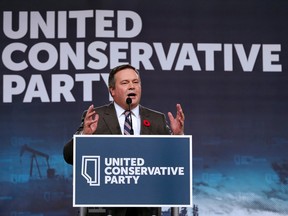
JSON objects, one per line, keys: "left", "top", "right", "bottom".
{"left": 108, "top": 64, "right": 140, "bottom": 88}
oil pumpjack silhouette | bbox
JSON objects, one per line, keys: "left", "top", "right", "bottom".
{"left": 20, "top": 144, "right": 56, "bottom": 179}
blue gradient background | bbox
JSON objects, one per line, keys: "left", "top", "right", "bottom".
{"left": 1, "top": 0, "right": 288, "bottom": 215}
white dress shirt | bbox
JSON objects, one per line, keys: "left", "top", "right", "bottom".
{"left": 114, "top": 102, "right": 140, "bottom": 135}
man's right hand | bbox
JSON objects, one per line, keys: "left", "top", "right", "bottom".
{"left": 83, "top": 104, "right": 99, "bottom": 134}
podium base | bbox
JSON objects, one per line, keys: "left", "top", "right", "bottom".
{"left": 79, "top": 207, "right": 178, "bottom": 216}
{"left": 79, "top": 207, "right": 173, "bottom": 216}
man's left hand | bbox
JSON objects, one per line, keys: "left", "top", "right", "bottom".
{"left": 168, "top": 104, "right": 185, "bottom": 135}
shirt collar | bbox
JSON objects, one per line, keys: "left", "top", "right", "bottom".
{"left": 114, "top": 102, "right": 139, "bottom": 118}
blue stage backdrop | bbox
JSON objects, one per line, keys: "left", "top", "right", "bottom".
{"left": 1, "top": 0, "right": 288, "bottom": 215}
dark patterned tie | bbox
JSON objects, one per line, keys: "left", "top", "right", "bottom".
{"left": 124, "top": 110, "right": 132, "bottom": 135}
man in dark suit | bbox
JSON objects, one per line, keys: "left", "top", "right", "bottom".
{"left": 63, "top": 64, "right": 185, "bottom": 216}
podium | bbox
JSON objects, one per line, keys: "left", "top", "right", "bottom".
{"left": 73, "top": 135, "right": 192, "bottom": 216}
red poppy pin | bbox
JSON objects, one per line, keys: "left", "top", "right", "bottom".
{"left": 143, "top": 119, "right": 151, "bottom": 127}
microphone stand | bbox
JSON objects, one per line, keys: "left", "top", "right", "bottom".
{"left": 126, "top": 97, "right": 134, "bottom": 135}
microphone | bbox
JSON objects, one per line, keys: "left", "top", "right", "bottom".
{"left": 126, "top": 97, "right": 132, "bottom": 105}
{"left": 126, "top": 97, "right": 134, "bottom": 135}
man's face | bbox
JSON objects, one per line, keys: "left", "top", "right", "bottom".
{"left": 110, "top": 68, "right": 142, "bottom": 110}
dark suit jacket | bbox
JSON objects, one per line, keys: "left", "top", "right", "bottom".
{"left": 63, "top": 102, "right": 171, "bottom": 164}
{"left": 63, "top": 102, "right": 171, "bottom": 216}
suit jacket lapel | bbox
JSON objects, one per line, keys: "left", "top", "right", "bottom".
{"left": 103, "top": 103, "right": 122, "bottom": 134}
{"left": 140, "top": 106, "right": 152, "bottom": 135}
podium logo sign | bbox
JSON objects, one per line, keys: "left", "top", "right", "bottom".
{"left": 73, "top": 135, "right": 192, "bottom": 207}
{"left": 81, "top": 156, "right": 100, "bottom": 186}
{"left": 81, "top": 156, "right": 185, "bottom": 186}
